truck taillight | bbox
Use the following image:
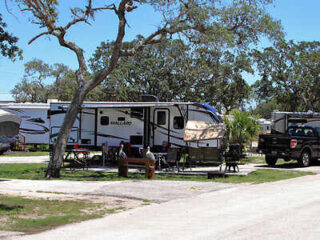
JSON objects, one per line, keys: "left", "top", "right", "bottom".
{"left": 290, "top": 139, "right": 297, "bottom": 148}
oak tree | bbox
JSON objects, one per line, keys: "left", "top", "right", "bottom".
{"left": 12, "top": 0, "right": 281, "bottom": 178}
{"left": 253, "top": 40, "right": 320, "bottom": 112}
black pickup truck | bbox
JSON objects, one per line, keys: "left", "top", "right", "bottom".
{"left": 258, "top": 125, "right": 320, "bottom": 167}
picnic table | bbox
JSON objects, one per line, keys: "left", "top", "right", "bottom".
{"left": 118, "top": 157, "right": 155, "bottom": 179}
{"left": 63, "top": 148, "right": 89, "bottom": 170}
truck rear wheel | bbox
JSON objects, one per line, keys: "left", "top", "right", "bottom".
{"left": 298, "top": 150, "right": 311, "bottom": 167}
{"left": 266, "top": 155, "right": 277, "bottom": 167}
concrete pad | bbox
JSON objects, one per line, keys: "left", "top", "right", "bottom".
{"left": 93, "top": 180, "right": 236, "bottom": 203}
{"left": 0, "top": 179, "right": 236, "bottom": 203}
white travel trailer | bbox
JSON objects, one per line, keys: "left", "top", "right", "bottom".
{"left": 0, "top": 102, "right": 50, "bottom": 144}
{"left": 271, "top": 111, "right": 320, "bottom": 134}
{"left": 49, "top": 101, "right": 223, "bottom": 153}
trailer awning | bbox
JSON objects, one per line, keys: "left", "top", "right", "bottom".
{"left": 0, "top": 110, "right": 21, "bottom": 137}
{"left": 184, "top": 121, "right": 226, "bottom": 142}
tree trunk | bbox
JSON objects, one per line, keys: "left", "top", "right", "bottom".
{"left": 45, "top": 89, "right": 86, "bottom": 178}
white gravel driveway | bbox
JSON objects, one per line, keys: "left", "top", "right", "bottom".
{"left": 9, "top": 173, "right": 320, "bottom": 240}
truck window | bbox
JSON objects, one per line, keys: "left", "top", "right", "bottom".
{"left": 304, "top": 129, "right": 314, "bottom": 137}
{"left": 288, "top": 127, "right": 303, "bottom": 136}
{"left": 288, "top": 127, "right": 315, "bottom": 137}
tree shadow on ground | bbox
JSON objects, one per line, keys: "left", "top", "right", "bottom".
{"left": 0, "top": 204, "right": 23, "bottom": 211}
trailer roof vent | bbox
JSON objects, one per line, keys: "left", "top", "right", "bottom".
{"left": 139, "top": 95, "right": 159, "bottom": 102}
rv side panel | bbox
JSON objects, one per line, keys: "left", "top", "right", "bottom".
{"left": 96, "top": 108, "right": 144, "bottom": 148}
{"left": 49, "top": 104, "right": 80, "bottom": 145}
{"left": 0, "top": 105, "right": 49, "bottom": 144}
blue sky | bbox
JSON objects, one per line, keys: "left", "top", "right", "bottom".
{"left": 1, "top": 0, "right": 320, "bottom": 97}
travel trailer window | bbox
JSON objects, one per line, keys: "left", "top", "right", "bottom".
{"left": 100, "top": 116, "right": 109, "bottom": 125}
{"left": 173, "top": 116, "right": 184, "bottom": 129}
{"left": 157, "top": 111, "right": 166, "bottom": 125}
{"left": 131, "top": 108, "right": 143, "bottom": 119}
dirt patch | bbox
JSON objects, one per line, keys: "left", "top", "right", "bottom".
{"left": 1, "top": 191, "right": 144, "bottom": 212}
{"left": 0, "top": 191, "right": 144, "bottom": 238}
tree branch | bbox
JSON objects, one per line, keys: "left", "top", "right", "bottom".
{"left": 65, "top": 3, "right": 118, "bottom": 31}
{"left": 28, "top": 31, "right": 50, "bottom": 44}
{"left": 85, "top": 0, "right": 133, "bottom": 91}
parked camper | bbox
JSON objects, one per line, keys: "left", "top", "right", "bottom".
{"left": 0, "top": 109, "right": 21, "bottom": 154}
{"left": 0, "top": 102, "right": 50, "bottom": 145}
{"left": 49, "top": 101, "right": 222, "bottom": 153}
{"left": 271, "top": 111, "right": 320, "bottom": 134}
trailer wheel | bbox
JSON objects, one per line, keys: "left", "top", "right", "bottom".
{"left": 266, "top": 155, "right": 277, "bottom": 167}
{"left": 298, "top": 150, "right": 311, "bottom": 167}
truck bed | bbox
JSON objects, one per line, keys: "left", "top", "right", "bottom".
{"left": 258, "top": 134, "right": 291, "bottom": 158}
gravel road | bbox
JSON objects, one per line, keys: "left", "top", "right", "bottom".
{"left": 7, "top": 174, "right": 320, "bottom": 240}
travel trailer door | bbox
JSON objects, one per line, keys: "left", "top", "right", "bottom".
{"left": 80, "top": 108, "right": 95, "bottom": 146}
{"left": 153, "top": 109, "right": 170, "bottom": 146}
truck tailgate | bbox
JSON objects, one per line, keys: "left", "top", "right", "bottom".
{"left": 259, "top": 134, "right": 291, "bottom": 152}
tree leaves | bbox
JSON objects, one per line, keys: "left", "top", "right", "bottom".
{"left": 225, "top": 109, "right": 261, "bottom": 144}
{"left": 0, "top": 13, "right": 22, "bottom": 61}
{"left": 253, "top": 40, "right": 320, "bottom": 112}
{"left": 11, "top": 59, "right": 76, "bottom": 102}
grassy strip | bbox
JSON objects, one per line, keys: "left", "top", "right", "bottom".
{"left": 242, "top": 156, "right": 265, "bottom": 164}
{"left": 0, "top": 164, "right": 48, "bottom": 180}
{"left": 242, "top": 155, "right": 297, "bottom": 165}
{"left": 0, "top": 152, "right": 49, "bottom": 157}
{"left": 0, "top": 164, "right": 211, "bottom": 181}
{"left": 0, "top": 164, "right": 314, "bottom": 183}
{"left": 0, "top": 195, "right": 119, "bottom": 233}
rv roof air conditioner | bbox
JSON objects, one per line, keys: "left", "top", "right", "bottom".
{"left": 139, "top": 95, "right": 159, "bottom": 102}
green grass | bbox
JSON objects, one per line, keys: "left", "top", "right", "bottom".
{"left": 215, "top": 169, "right": 314, "bottom": 184}
{"left": 0, "top": 152, "right": 49, "bottom": 157}
{"left": 242, "top": 156, "right": 265, "bottom": 164}
{"left": 242, "top": 155, "right": 297, "bottom": 165}
{"left": 0, "top": 164, "right": 211, "bottom": 181}
{"left": 0, "top": 164, "right": 315, "bottom": 184}
{"left": 0, "top": 195, "right": 117, "bottom": 233}
{"left": 0, "top": 164, "right": 48, "bottom": 180}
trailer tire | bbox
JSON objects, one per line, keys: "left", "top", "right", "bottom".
{"left": 266, "top": 155, "right": 277, "bottom": 167}
{"left": 298, "top": 150, "right": 311, "bottom": 167}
